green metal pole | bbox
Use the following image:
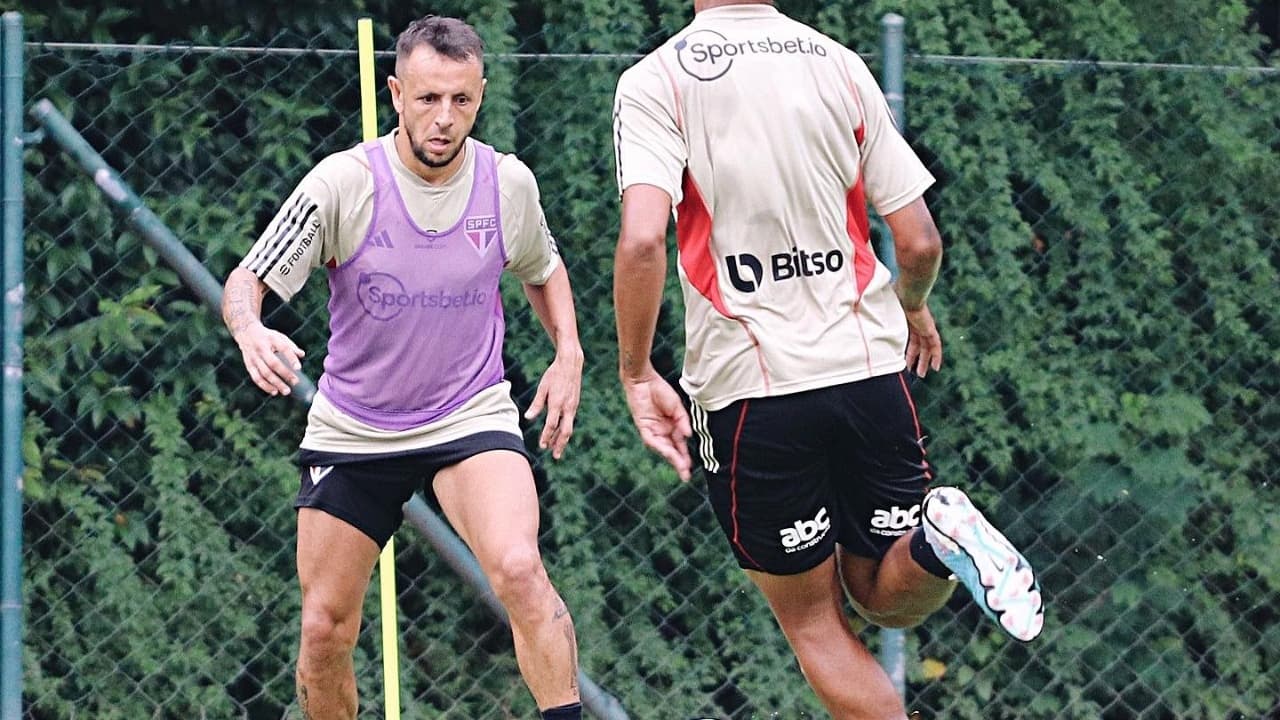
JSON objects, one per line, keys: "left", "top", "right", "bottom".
{"left": 878, "top": 11, "right": 909, "bottom": 704}
{"left": 1, "top": 12, "right": 25, "bottom": 720}
{"left": 27, "top": 98, "right": 317, "bottom": 404}
{"left": 881, "top": 13, "right": 907, "bottom": 131}
{"left": 874, "top": 12, "right": 906, "bottom": 281}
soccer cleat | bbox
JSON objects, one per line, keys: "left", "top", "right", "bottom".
{"left": 921, "top": 486, "right": 1044, "bottom": 641}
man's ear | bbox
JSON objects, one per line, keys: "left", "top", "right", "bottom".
{"left": 388, "top": 75, "right": 404, "bottom": 114}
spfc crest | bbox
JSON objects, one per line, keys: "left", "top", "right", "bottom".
{"left": 464, "top": 215, "right": 499, "bottom": 253}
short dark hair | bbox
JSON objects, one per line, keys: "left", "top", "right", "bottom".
{"left": 395, "top": 16, "right": 485, "bottom": 74}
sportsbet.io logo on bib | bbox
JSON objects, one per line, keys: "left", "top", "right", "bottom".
{"left": 675, "top": 29, "right": 828, "bottom": 81}
{"left": 356, "top": 272, "right": 488, "bottom": 321}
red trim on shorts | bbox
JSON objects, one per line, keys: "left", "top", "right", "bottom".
{"left": 896, "top": 372, "right": 934, "bottom": 481}
{"left": 729, "top": 400, "right": 764, "bottom": 569}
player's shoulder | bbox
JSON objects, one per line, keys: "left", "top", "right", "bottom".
{"left": 312, "top": 143, "right": 373, "bottom": 182}
{"left": 492, "top": 148, "right": 540, "bottom": 201}
{"left": 299, "top": 142, "right": 374, "bottom": 202}
{"left": 617, "top": 42, "right": 672, "bottom": 90}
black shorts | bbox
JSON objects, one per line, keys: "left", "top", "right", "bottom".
{"left": 689, "top": 371, "right": 934, "bottom": 575}
{"left": 295, "top": 431, "right": 529, "bottom": 547}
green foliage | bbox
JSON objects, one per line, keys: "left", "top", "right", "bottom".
{"left": 16, "top": 1, "right": 1279, "bottom": 718}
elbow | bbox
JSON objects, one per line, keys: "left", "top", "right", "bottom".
{"left": 617, "top": 229, "right": 667, "bottom": 262}
{"left": 896, "top": 227, "right": 942, "bottom": 269}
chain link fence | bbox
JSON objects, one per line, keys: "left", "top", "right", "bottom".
{"left": 16, "top": 18, "right": 1280, "bottom": 720}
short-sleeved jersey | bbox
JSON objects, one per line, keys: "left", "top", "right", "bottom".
{"left": 613, "top": 4, "right": 935, "bottom": 411}
{"left": 239, "top": 132, "right": 561, "bottom": 453}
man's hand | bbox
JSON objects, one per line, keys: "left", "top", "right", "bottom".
{"left": 904, "top": 304, "right": 942, "bottom": 377}
{"left": 524, "top": 350, "right": 582, "bottom": 460}
{"left": 620, "top": 372, "right": 693, "bottom": 481}
{"left": 233, "top": 320, "right": 305, "bottom": 396}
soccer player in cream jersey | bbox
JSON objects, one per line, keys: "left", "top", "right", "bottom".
{"left": 223, "top": 16, "right": 584, "bottom": 720}
{"left": 612, "top": 2, "right": 1045, "bottom": 718}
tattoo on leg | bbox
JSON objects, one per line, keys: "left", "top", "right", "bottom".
{"left": 298, "top": 684, "right": 314, "bottom": 720}
{"left": 558, "top": 602, "right": 579, "bottom": 693}
{"left": 563, "top": 609, "right": 578, "bottom": 691}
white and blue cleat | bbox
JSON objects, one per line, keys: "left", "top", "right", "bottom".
{"left": 922, "top": 486, "right": 1044, "bottom": 642}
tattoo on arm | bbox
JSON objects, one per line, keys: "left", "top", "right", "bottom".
{"left": 223, "top": 271, "right": 265, "bottom": 339}
{"left": 621, "top": 351, "right": 637, "bottom": 375}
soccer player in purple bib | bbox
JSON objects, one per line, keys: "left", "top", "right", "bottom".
{"left": 223, "top": 16, "right": 584, "bottom": 720}
{"left": 612, "top": 1, "right": 1044, "bottom": 718}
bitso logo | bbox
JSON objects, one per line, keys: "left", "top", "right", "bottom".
{"left": 726, "top": 254, "right": 764, "bottom": 292}
{"left": 779, "top": 507, "right": 831, "bottom": 553}
{"left": 870, "top": 504, "right": 921, "bottom": 536}
{"left": 725, "top": 247, "right": 846, "bottom": 293}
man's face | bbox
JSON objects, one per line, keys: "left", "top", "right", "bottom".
{"left": 389, "top": 46, "right": 485, "bottom": 170}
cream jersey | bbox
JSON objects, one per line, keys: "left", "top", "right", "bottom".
{"left": 239, "top": 132, "right": 561, "bottom": 452}
{"left": 613, "top": 4, "right": 935, "bottom": 411}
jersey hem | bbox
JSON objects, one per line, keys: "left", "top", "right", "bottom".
{"left": 685, "top": 358, "right": 909, "bottom": 412}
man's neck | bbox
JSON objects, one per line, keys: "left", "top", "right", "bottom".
{"left": 694, "top": 0, "right": 773, "bottom": 13}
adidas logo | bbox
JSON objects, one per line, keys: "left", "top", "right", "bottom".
{"left": 779, "top": 507, "right": 830, "bottom": 551}
{"left": 870, "top": 504, "right": 921, "bottom": 536}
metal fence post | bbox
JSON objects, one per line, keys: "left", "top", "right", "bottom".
{"left": 874, "top": 12, "right": 907, "bottom": 281}
{"left": 0, "top": 12, "right": 25, "bottom": 720}
{"left": 877, "top": 11, "right": 909, "bottom": 705}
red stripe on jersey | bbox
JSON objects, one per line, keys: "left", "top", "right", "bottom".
{"left": 845, "top": 175, "right": 876, "bottom": 297}
{"left": 675, "top": 171, "right": 772, "bottom": 393}
{"left": 677, "top": 171, "right": 732, "bottom": 317}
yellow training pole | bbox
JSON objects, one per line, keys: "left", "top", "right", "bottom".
{"left": 357, "top": 17, "right": 402, "bottom": 720}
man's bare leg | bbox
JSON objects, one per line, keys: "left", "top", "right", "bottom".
{"left": 748, "top": 557, "right": 908, "bottom": 720}
{"left": 433, "top": 450, "right": 580, "bottom": 710}
{"left": 295, "top": 508, "right": 381, "bottom": 719}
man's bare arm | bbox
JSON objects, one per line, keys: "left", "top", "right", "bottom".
{"left": 613, "top": 183, "right": 692, "bottom": 479}
{"left": 884, "top": 197, "right": 944, "bottom": 376}
{"left": 522, "top": 263, "right": 584, "bottom": 459}
{"left": 222, "top": 267, "right": 305, "bottom": 396}
{"left": 223, "top": 267, "right": 269, "bottom": 339}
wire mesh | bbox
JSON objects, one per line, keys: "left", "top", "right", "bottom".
{"left": 20, "top": 24, "right": 1280, "bottom": 720}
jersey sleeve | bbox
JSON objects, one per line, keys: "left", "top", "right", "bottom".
{"left": 847, "top": 55, "right": 936, "bottom": 216}
{"left": 238, "top": 153, "right": 350, "bottom": 301}
{"left": 613, "top": 58, "right": 687, "bottom": 204}
{"left": 497, "top": 154, "right": 561, "bottom": 286}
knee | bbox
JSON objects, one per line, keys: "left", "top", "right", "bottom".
{"left": 487, "top": 548, "right": 550, "bottom": 608}
{"left": 300, "top": 599, "right": 360, "bottom": 660}
{"left": 855, "top": 606, "right": 929, "bottom": 630}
